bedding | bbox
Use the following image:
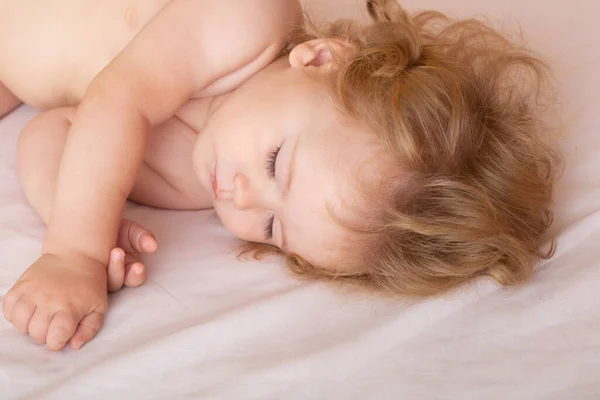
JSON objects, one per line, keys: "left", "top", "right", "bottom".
{"left": 1, "top": 0, "right": 599, "bottom": 398}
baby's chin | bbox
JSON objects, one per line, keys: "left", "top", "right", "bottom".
{"left": 210, "top": 204, "right": 243, "bottom": 237}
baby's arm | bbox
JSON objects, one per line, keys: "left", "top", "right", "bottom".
{"left": 3, "top": 0, "right": 292, "bottom": 351}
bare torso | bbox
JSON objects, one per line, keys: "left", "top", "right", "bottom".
{"left": 0, "top": 0, "right": 175, "bottom": 108}
{"left": 0, "top": 0, "right": 302, "bottom": 210}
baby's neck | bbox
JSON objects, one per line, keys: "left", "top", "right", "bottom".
{"left": 206, "top": 57, "right": 290, "bottom": 119}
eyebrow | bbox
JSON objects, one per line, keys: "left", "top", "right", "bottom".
{"left": 279, "top": 139, "right": 299, "bottom": 252}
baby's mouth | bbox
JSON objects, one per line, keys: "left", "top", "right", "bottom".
{"left": 210, "top": 166, "right": 218, "bottom": 198}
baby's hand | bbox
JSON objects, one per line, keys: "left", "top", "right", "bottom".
{"left": 1, "top": 219, "right": 157, "bottom": 351}
{"left": 2, "top": 253, "right": 108, "bottom": 351}
{"left": 106, "top": 219, "right": 158, "bottom": 292}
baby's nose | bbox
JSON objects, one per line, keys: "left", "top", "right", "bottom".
{"left": 232, "top": 173, "right": 256, "bottom": 210}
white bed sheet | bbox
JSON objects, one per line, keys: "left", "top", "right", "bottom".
{"left": 1, "top": 0, "right": 599, "bottom": 399}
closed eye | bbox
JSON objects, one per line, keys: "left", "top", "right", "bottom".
{"left": 264, "top": 214, "right": 275, "bottom": 240}
{"left": 266, "top": 146, "right": 281, "bottom": 179}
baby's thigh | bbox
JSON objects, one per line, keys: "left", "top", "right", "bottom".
{"left": 17, "top": 108, "right": 75, "bottom": 220}
{"left": 18, "top": 107, "right": 75, "bottom": 162}
{"left": 0, "top": 81, "right": 21, "bottom": 119}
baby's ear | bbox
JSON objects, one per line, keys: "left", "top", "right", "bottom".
{"left": 288, "top": 39, "right": 351, "bottom": 70}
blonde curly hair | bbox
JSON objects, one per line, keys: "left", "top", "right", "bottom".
{"left": 239, "top": 0, "right": 563, "bottom": 296}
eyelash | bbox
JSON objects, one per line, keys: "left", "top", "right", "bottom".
{"left": 264, "top": 214, "right": 275, "bottom": 240}
{"left": 264, "top": 146, "right": 281, "bottom": 240}
{"left": 266, "top": 146, "right": 281, "bottom": 179}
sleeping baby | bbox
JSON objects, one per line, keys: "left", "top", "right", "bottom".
{"left": 0, "top": 0, "right": 562, "bottom": 351}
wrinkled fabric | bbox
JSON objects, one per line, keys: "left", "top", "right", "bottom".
{"left": 1, "top": 0, "right": 599, "bottom": 398}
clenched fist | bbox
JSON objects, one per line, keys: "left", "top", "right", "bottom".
{"left": 2, "top": 218, "right": 157, "bottom": 351}
{"left": 3, "top": 252, "right": 108, "bottom": 351}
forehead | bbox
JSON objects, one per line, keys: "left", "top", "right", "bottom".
{"left": 283, "top": 111, "right": 384, "bottom": 270}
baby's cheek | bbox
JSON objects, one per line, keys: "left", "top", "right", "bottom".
{"left": 214, "top": 206, "right": 259, "bottom": 242}
{"left": 191, "top": 137, "right": 208, "bottom": 171}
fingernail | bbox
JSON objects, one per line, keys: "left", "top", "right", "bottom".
{"left": 72, "top": 340, "right": 83, "bottom": 350}
{"left": 113, "top": 250, "right": 122, "bottom": 260}
{"left": 143, "top": 239, "right": 157, "bottom": 252}
{"left": 133, "top": 265, "right": 143, "bottom": 275}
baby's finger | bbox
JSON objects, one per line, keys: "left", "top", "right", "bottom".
{"left": 46, "top": 310, "right": 79, "bottom": 351}
{"left": 10, "top": 296, "right": 36, "bottom": 334}
{"left": 2, "top": 289, "right": 22, "bottom": 323}
{"left": 124, "top": 262, "right": 146, "bottom": 288}
{"left": 28, "top": 309, "right": 53, "bottom": 344}
{"left": 140, "top": 233, "right": 158, "bottom": 253}
{"left": 107, "top": 248, "right": 126, "bottom": 293}
{"left": 119, "top": 220, "right": 157, "bottom": 254}
{"left": 70, "top": 311, "right": 104, "bottom": 351}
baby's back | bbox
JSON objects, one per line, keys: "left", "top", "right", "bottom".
{"left": 0, "top": 0, "right": 173, "bottom": 108}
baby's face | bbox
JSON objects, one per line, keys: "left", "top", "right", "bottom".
{"left": 193, "top": 58, "right": 383, "bottom": 272}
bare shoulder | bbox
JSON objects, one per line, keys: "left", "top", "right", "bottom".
{"left": 201, "top": 0, "right": 303, "bottom": 36}
{"left": 80, "top": 0, "right": 304, "bottom": 123}
{"left": 179, "top": 0, "right": 304, "bottom": 96}
{"left": 164, "top": 0, "right": 303, "bottom": 59}
{"left": 189, "top": 0, "right": 303, "bottom": 97}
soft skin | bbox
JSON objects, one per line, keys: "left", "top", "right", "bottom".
{"left": 0, "top": 0, "right": 381, "bottom": 351}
